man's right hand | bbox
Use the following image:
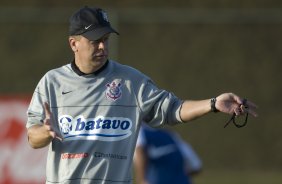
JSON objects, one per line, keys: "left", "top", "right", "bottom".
{"left": 43, "top": 102, "right": 63, "bottom": 141}
{"left": 27, "top": 102, "right": 62, "bottom": 149}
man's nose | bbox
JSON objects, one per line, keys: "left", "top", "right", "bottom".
{"left": 98, "top": 41, "right": 105, "bottom": 49}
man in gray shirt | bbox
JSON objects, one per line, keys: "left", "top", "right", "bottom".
{"left": 26, "top": 6, "right": 258, "bottom": 184}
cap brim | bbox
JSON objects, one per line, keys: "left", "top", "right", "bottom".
{"left": 82, "top": 26, "right": 119, "bottom": 41}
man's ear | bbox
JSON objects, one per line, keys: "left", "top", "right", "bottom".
{"left": 69, "top": 36, "right": 78, "bottom": 52}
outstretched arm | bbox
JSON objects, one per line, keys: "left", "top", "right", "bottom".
{"left": 180, "top": 93, "right": 258, "bottom": 122}
{"left": 27, "top": 102, "right": 62, "bottom": 149}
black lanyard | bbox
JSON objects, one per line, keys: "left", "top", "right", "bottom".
{"left": 224, "top": 112, "right": 249, "bottom": 128}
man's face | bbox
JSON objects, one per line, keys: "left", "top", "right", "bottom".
{"left": 74, "top": 34, "right": 110, "bottom": 67}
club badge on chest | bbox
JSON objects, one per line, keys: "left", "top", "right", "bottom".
{"left": 105, "top": 81, "right": 122, "bottom": 101}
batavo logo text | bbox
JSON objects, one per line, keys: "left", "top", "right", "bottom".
{"left": 58, "top": 115, "right": 132, "bottom": 141}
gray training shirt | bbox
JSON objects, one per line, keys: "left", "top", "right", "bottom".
{"left": 26, "top": 60, "right": 183, "bottom": 184}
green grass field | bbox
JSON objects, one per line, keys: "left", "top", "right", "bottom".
{"left": 193, "top": 169, "right": 282, "bottom": 184}
{"left": 133, "top": 169, "right": 282, "bottom": 184}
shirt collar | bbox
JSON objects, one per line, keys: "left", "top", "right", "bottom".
{"left": 71, "top": 60, "right": 109, "bottom": 76}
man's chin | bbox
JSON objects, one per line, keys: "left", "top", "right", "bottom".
{"left": 94, "top": 55, "right": 107, "bottom": 62}
{"left": 91, "top": 58, "right": 107, "bottom": 67}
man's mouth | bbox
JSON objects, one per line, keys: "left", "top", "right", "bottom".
{"left": 95, "top": 53, "right": 107, "bottom": 58}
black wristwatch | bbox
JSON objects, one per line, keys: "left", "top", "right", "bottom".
{"left": 211, "top": 97, "right": 219, "bottom": 113}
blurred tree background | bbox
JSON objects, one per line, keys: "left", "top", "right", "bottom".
{"left": 1, "top": 0, "right": 282, "bottom": 183}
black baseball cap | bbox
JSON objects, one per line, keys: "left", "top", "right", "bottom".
{"left": 69, "top": 6, "right": 119, "bottom": 40}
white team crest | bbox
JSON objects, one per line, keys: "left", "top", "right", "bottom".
{"left": 106, "top": 81, "right": 122, "bottom": 101}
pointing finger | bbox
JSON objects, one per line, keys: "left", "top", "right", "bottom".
{"left": 44, "top": 102, "right": 51, "bottom": 119}
{"left": 238, "top": 98, "right": 258, "bottom": 109}
{"left": 242, "top": 100, "right": 258, "bottom": 117}
{"left": 42, "top": 102, "right": 63, "bottom": 142}
{"left": 49, "top": 131, "right": 63, "bottom": 142}
{"left": 55, "top": 135, "right": 63, "bottom": 142}
{"left": 246, "top": 100, "right": 258, "bottom": 110}
{"left": 246, "top": 107, "right": 258, "bottom": 118}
